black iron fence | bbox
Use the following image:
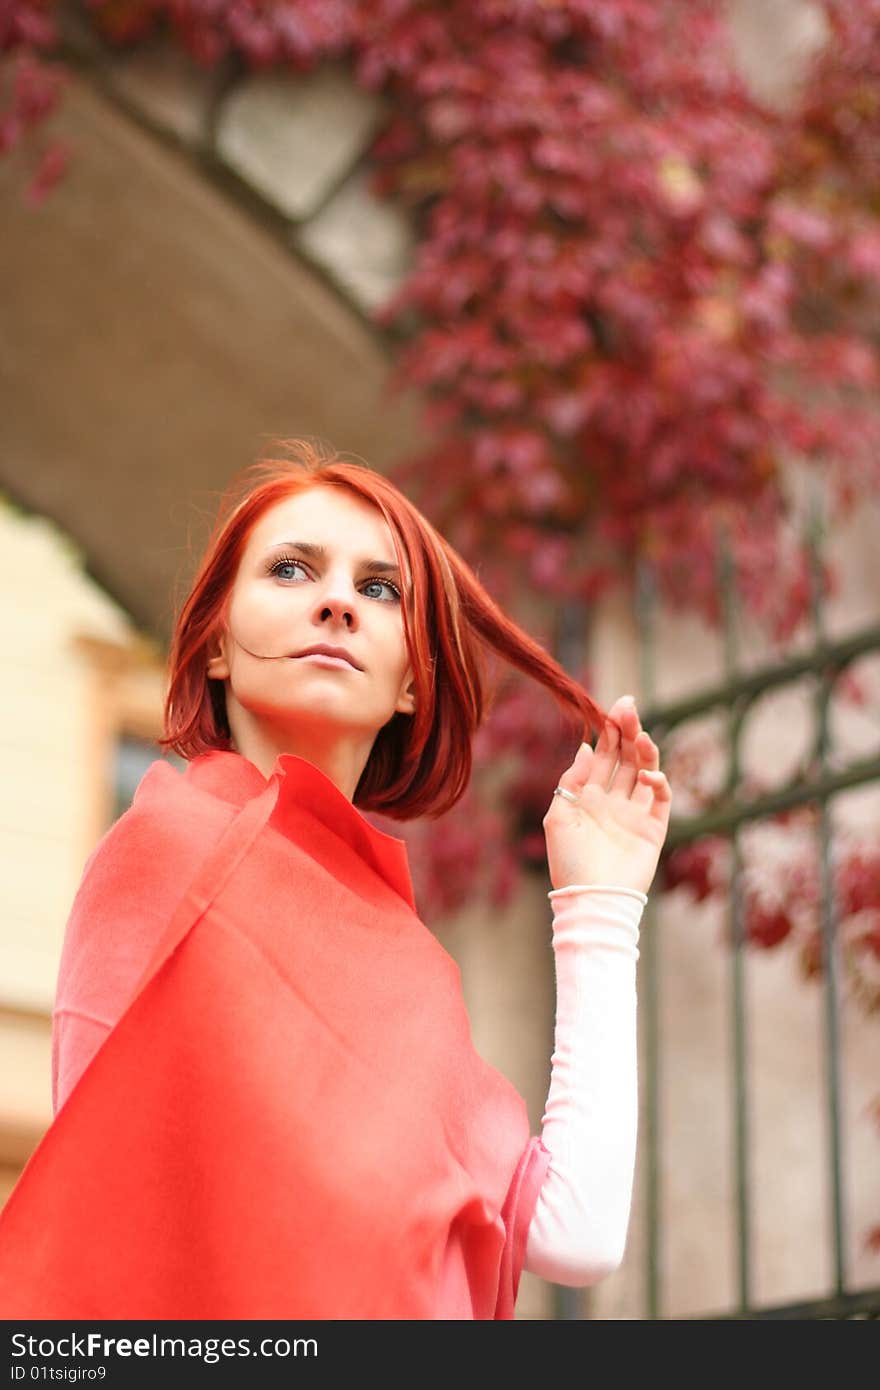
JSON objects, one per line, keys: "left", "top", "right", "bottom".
{"left": 553, "top": 487, "right": 880, "bottom": 1318}
{"left": 631, "top": 497, "right": 878, "bottom": 1312}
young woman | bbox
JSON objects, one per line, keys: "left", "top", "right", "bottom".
{"left": 0, "top": 440, "right": 671, "bottom": 1319}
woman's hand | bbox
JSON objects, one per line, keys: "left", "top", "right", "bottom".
{"left": 543, "top": 695, "right": 672, "bottom": 896}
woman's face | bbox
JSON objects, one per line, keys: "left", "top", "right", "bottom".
{"left": 206, "top": 485, "right": 416, "bottom": 793}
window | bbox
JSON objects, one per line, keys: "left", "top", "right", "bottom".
{"left": 111, "top": 734, "right": 185, "bottom": 823}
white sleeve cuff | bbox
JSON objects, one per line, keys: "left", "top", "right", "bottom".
{"left": 524, "top": 886, "right": 642, "bottom": 1286}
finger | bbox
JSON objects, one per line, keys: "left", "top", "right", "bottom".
{"left": 637, "top": 723, "right": 660, "bottom": 767}
{"left": 554, "top": 739, "right": 594, "bottom": 802}
{"left": 630, "top": 733, "right": 661, "bottom": 803}
{"left": 589, "top": 711, "right": 623, "bottom": 788}
{"left": 635, "top": 768, "right": 672, "bottom": 818}
{"left": 610, "top": 700, "right": 643, "bottom": 797}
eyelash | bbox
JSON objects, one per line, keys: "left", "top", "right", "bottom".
{"left": 268, "top": 555, "right": 402, "bottom": 602}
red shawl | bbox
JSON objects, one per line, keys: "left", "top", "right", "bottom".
{"left": 0, "top": 750, "right": 550, "bottom": 1318}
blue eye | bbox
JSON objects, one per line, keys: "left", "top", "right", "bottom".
{"left": 270, "top": 559, "right": 307, "bottom": 582}
{"left": 269, "top": 556, "right": 401, "bottom": 602}
{"left": 362, "top": 577, "right": 402, "bottom": 601}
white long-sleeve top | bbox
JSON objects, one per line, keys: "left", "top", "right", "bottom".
{"left": 523, "top": 884, "right": 645, "bottom": 1287}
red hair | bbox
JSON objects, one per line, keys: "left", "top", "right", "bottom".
{"left": 158, "top": 438, "right": 612, "bottom": 819}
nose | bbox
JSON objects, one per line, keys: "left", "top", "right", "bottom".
{"left": 312, "top": 567, "right": 358, "bottom": 627}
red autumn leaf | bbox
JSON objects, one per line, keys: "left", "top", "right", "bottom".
{"left": 745, "top": 900, "right": 794, "bottom": 950}
{"left": 662, "top": 842, "right": 723, "bottom": 901}
{"left": 838, "top": 850, "right": 880, "bottom": 917}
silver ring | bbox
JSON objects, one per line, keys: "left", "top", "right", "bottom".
{"left": 552, "top": 785, "right": 580, "bottom": 805}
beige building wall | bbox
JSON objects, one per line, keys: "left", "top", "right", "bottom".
{"left": 0, "top": 495, "right": 170, "bottom": 1207}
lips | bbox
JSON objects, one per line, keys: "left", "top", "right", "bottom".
{"left": 291, "top": 645, "right": 362, "bottom": 670}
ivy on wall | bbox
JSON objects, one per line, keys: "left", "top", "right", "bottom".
{"left": 4, "top": 0, "right": 880, "bottom": 1266}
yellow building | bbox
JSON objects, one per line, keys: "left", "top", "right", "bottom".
{"left": 0, "top": 495, "right": 180, "bottom": 1206}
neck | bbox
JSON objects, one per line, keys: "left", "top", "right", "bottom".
{"left": 225, "top": 705, "right": 374, "bottom": 803}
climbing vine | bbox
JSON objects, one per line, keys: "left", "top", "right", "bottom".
{"left": 4, "top": 2, "right": 880, "bottom": 1258}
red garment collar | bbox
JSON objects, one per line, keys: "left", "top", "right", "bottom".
{"left": 177, "top": 748, "right": 417, "bottom": 914}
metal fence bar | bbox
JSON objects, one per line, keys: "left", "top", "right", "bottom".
{"left": 693, "top": 1286, "right": 880, "bottom": 1319}
{"left": 634, "top": 626, "right": 880, "bottom": 733}
{"left": 717, "top": 525, "right": 752, "bottom": 1312}
{"left": 662, "top": 749, "right": 880, "bottom": 848}
{"left": 635, "top": 556, "right": 661, "bottom": 1320}
{"left": 806, "top": 487, "right": 848, "bottom": 1298}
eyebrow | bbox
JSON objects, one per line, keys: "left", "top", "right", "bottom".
{"left": 264, "top": 540, "right": 403, "bottom": 581}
